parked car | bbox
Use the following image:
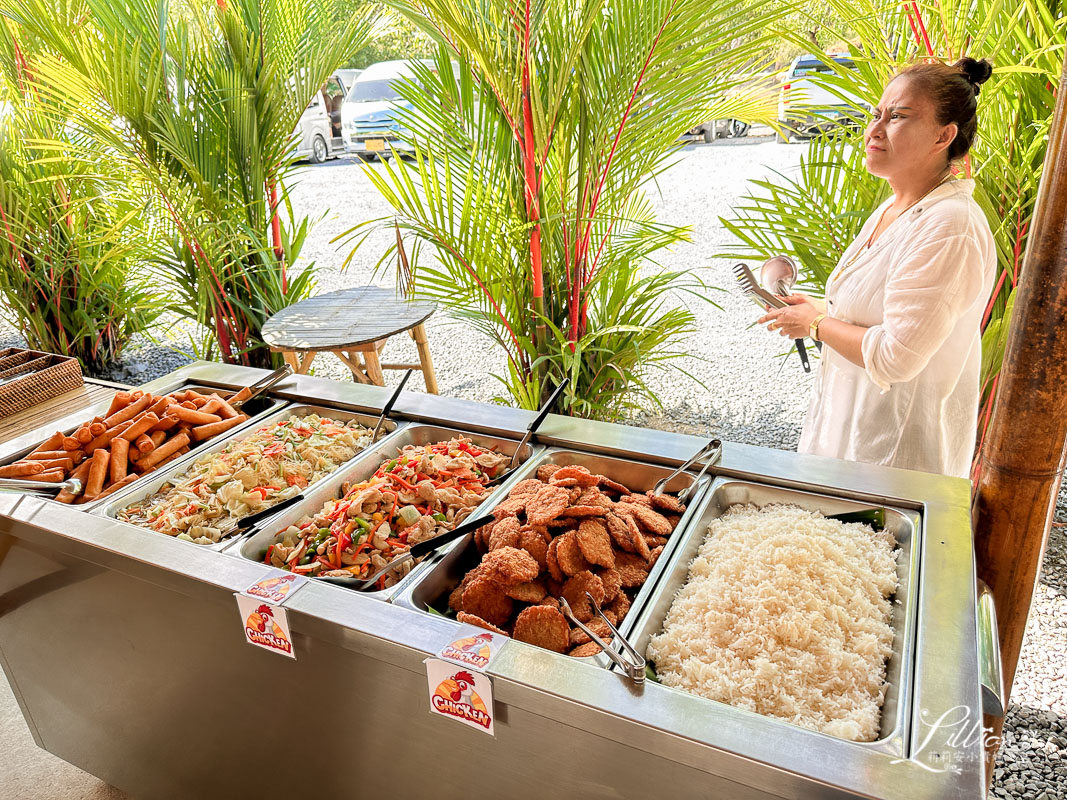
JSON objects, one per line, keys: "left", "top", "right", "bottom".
{"left": 291, "top": 72, "right": 348, "bottom": 163}
{"left": 341, "top": 59, "right": 435, "bottom": 160}
{"left": 776, "top": 54, "right": 865, "bottom": 142}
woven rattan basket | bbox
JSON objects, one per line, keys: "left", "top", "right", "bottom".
{"left": 0, "top": 348, "right": 84, "bottom": 417}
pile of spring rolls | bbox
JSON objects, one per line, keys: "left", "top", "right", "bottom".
{"left": 0, "top": 387, "right": 252, "bottom": 505}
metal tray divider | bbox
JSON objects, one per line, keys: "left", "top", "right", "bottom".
{"left": 227, "top": 424, "right": 543, "bottom": 600}
{"left": 94, "top": 404, "right": 405, "bottom": 550}
{"left": 393, "top": 447, "right": 713, "bottom": 669}
{"left": 622, "top": 476, "right": 921, "bottom": 757}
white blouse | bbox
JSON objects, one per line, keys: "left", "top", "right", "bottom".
{"left": 797, "top": 178, "right": 996, "bottom": 479}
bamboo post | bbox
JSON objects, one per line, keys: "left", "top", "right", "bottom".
{"left": 971, "top": 53, "right": 1067, "bottom": 781}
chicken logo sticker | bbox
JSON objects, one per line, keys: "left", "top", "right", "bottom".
{"left": 425, "top": 659, "right": 496, "bottom": 735}
{"left": 245, "top": 604, "right": 292, "bottom": 655}
{"left": 245, "top": 572, "right": 307, "bottom": 604}
{"left": 440, "top": 632, "right": 494, "bottom": 669}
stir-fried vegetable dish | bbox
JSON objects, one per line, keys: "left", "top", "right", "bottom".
{"left": 118, "top": 414, "right": 372, "bottom": 544}
{"left": 264, "top": 437, "right": 509, "bottom": 587}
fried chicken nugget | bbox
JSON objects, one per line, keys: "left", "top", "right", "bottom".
{"left": 596, "top": 475, "right": 632, "bottom": 496}
{"left": 518, "top": 526, "right": 550, "bottom": 569}
{"left": 642, "top": 534, "right": 668, "bottom": 549}
{"left": 618, "top": 510, "right": 651, "bottom": 560}
{"left": 457, "top": 612, "right": 509, "bottom": 636}
{"left": 536, "top": 464, "right": 562, "bottom": 481}
{"left": 608, "top": 591, "right": 631, "bottom": 620}
{"left": 559, "top": 504, "right": 607, "bottom": 519}
{"left": 598, "top": 567, "right": 622, "bottom": 603}
{"left": 489, "top": 516, "right": 522, "bottom": 550}
{"left": 576, "top": 518, "right": 615, "bottom": 568}
{"left": 627, "top": 503, "right": 673, "bottom": 537}
{"left": 449, "top": 566, "right": 484, "bottom": 611}
{"left": 526, "top": 484, "right": 571, "bottom": 526}
{"left": 510, "top": 478, "right": 546, "bottom": 496}
{"left": 648, "top": 491, "right": 685, "bottom": 514}
{"left": 504, "top": 579, "right": 547, "bottom": 603}
{"left": 461, "top": 578, "right": 514, "bottom": 627}
{"left": 512, "top": 605, "right": 570, "bottom": 653}
{"left": 576, "top": 487, "right": 602, "bottom": 506}
{"left": 618, "top": 493, "right": 652, "bottom": 508}
{"left": 474, "top": 522, "right": 493, "bottom": 552}
{"left": 561, "top": 570, "right": 605, "bottom": 622}
{"left": 614, "top": 552, "right": 650, "bottom": 588}
{"left": 555, "top": 530, "right": 591, "bottom": 576}
{"left": 492, "top": 494, "right": 528, "bottom": 520}
{"left": 546, "top": 537, "right": 565, "bottom": 582}
{"left": 549, "top": 465, "right": 599, "bottom": 488}
{"left": 648, "top": 544, "right": 665, "bottom": 570}
{"left": 538, "top": 596, "right": 561, "bottom": 610}
{"left": 665, "top": 514, "right": 682, "bottom": 531}
{"left": 481, "top": 546, "right": 541, "bottom": 585}
{"left": 605, "top": 512, "right": 637, "bottom": 554}
{"left": 569, "top": 617, "right": 612, "bottom": 647}
{"left": 569, "top": 641, "right": 605, "bottom": 658}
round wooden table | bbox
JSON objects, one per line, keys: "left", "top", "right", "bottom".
{"left": 262, "top": 286, "right": 439, "bottom": 393}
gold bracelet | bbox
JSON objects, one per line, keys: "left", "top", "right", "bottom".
{"left": 809, "top": 313, "right": 827, "bottom": 342}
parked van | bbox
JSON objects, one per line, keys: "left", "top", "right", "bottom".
{"left": 777, "top": 54, "right": 865, "bottom": 142}
{"left": 292, "top": 72, "right": 348, "bottom": 163}
{"left": 341, "top": 59, "right": 435, "bottom": 160}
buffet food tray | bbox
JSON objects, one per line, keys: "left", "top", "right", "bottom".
{"left": 94, "top": 404, "right": 403, "bottom": 550}
{"left": 226, "top": 424, "right": 542, "bottom": 600}
{"left": 393, "top": 447, "right": 712, "bottom": 668}
{"left": 0, "top": 382, "right": 285, "bottom": 511}
{"left": 625, "top": 477, "right": 920, "bottom": 757}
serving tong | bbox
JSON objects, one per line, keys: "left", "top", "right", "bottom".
{"left": 0, "top": 477, "right": 82, "bottom": 498}
{"left": 230, "top": 363, "right": 295, "bottom": 412}
{"left": 485, "top": 378, "right": 570, "bottom": 488}
{"left": 326, "top": 511, "right": 493, "bottom": 591}
{"left": 651, "top": 438, "right": 722, "bottom": 505}
{"left": 371, "top": 369, "right": 413, "bottom": 443}
{"left": 560, "top": 592, "right": 647, "bottom": 684}
{"left": 732, "top": 259, "right": 815, "bottom": 372}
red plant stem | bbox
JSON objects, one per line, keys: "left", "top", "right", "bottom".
{"left": 268, "top": 180, "right": 287, "bottom": 294}
{"left": 908, "top": 0, "right": 934, "bottom": 54}
{"left": 982, "top": 268, "right": 1009, "bottom": 329}
{"left": 971, "top": 373, "right": 999, "bottom": 483}
{"left": 571, "top": 0, "right": 678, "bottom": 339}
{"left": 519, "top": 0, "right": 544, "bottom": 317}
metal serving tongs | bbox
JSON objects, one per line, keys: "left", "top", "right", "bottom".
{"left": 230, "top": 363, "right": 295, "bottom": 412}
{"left": 0, "top": 477, "right": 82, "bottom": 498}
{"left": 733, "top": 259, "right": 815, "bottom": 372}
{"left": 651, "top": 438, "right": 722, "bottom": 505}
{"left": 371, "top": 369, "right": 413, "bottom": 443}
{"left": 560, "top": 592, "right": 647, "bottom": 684}
{"left": 338, "top": 511, "right": 493, "bottom": 592}
{"left": 485, "top": 377, "right": 570, "bottom": 488}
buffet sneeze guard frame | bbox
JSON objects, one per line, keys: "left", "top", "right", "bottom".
{"left": 0, "top": 362, "right": 986, "bottom": 800}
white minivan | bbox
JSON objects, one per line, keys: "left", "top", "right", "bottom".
{"left": 341, "top": 59, "right": 435, "bottom": 160}
{"left": 291, "top": 72, "right": 349, "bottom": 163}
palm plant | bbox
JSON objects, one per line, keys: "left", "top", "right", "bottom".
{"left": 720, "top": 0, "right": 1064, "bottom": 477}
{"left": 347, "top": 0, "right": 780, "bottom": 419}
{"left": 0, "top": 20, "right": 162, "bottom": 373}
{"left": 2, "top": 0, "right": 375, "bottom": 367}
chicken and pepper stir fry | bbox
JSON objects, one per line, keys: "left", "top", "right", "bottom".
{"left": 265, "top": 438, "right": 509, "bottom": 587}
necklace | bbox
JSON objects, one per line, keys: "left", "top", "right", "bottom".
{"left": 831, "top": 170, "right": 955, "bottom": 285}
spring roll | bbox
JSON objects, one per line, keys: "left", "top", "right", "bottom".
{"left": 179, "top": 401, "right": 196, "bottom": 410}
{"left": 0, "top": 461, "right": 45, "bottom": 477}
{"left": 208, "top": 394, "right": 239, "bottom": 420}
{"left": 110, "top": 438, "right": 129, "bottom": 484}
{"left": 105, "top": 391, "right": 132, "bottom": 417}
{"left": 103, "top": 394, "right": 151, "bottom": 428}
{"left": 85, "top": 420, "right": 134, "bottom": 452}
{"left": 199, "top": 398, "right": 222, "bottom": 416}
{"left": 181, "top": 390, "right": 206, "bottom": 403}
{"left": 30, "top": 468, "right": 67, "bottom": 483}
{"left": 150, "top": 414, "right": 180, "bottom": 433}
{"left": 229, "top": 386, "right": 252, "bottom": 404}
{"left": 35, "top": 458, "right": 74, "bottom": 472}
{"left": 170, "top": 406, "right": 221, "bottom": 426}
{"left": 119, "top": 412, "right": 160, "bottom": 443}
{"left": 55, "top": 459, "right": 94, "bottom": 503}
{"left": 29, "top": 432, "right": 66, "bottom": 455}
{"left": 131, "top": 390, "right": 144, "bottom": 400}
{"left": 83, "top": 449, "right": 111, "bottom": 499}
{"left": 92, "top": 473, "right": 138, "bottom": 501}
{"left": 190, "top": 414, "right": 248, "bottom": 442}
{"left": 25, "top": 450, "right": 71, "bottom": 461}
{"left": 88, "top": 422, "right": 106, "bottom": 437}
{"left": 137, "top": 432, "right": 190, "bottom": 469}
{"left": 150, "top": 431, "right": 167, "bottom": 447}
{"left": 134, "top": 433, "right": 155, "bottom": 454}
{"left": 62, "top": 436, "right": 83, "bottom": 451}
{"left": 72, "top": 424, "right": 93, "bottom": 444}
{"left": 146, "top": 395, "right": 173, "bottom": 417}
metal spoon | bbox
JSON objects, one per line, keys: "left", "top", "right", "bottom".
{"left": 371, "top": 369, "right": 413, "bottom": 442}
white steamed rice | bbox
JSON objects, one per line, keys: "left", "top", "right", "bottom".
{"left": 646, "top": 503, "right": 899, "bottom": 742}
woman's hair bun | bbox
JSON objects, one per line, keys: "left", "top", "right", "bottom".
{"left": 954, "top": 57, "right": 993, "bottom": 94}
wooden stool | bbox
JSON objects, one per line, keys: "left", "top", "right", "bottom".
{"left": 262, "top": 286, "right": 439, "bottom": 393}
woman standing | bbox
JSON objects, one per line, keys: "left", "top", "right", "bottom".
{"left": 760, "top": 58, "right": 996, "bottom": 478}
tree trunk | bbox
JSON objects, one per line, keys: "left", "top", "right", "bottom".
{"left": 971, "top": 52, "right": 1067, "bottom": 786}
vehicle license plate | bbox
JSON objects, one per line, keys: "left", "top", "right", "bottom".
{"left": 366, "top": 139, "right": 385, "bottom": 152}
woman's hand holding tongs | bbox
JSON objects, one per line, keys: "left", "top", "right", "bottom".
{"left": 757, "top": 294, "right": 820, "bottom": 339}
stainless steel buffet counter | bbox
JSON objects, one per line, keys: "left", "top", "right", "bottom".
{"left": 0, "top": 363, "right": 989, "bottom": 799}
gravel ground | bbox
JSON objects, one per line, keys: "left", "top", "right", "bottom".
{"left": 1, "top": 135, "right": 1064, "bottom": 797}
